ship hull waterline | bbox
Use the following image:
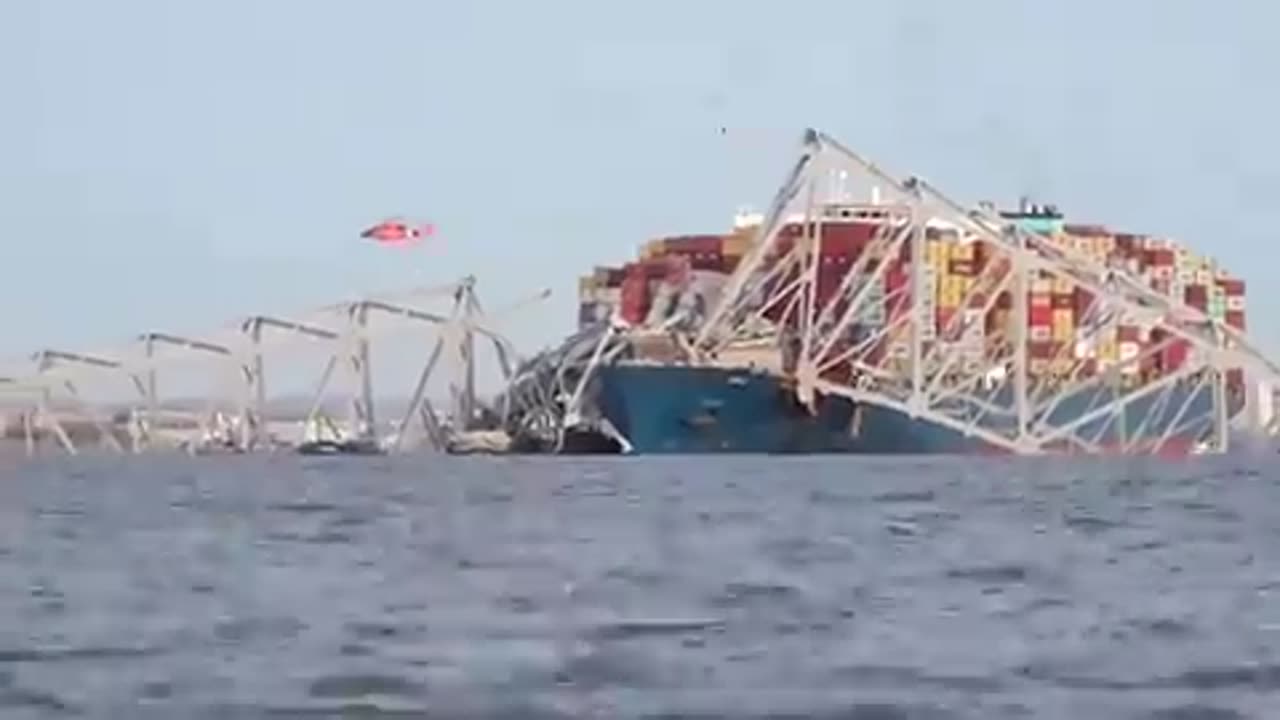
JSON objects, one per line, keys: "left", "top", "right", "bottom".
{"left": 590, "top": 363, "right": 1232, "bottom": 456}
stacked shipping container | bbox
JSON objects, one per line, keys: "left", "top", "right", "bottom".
{"left": 579, "top": 211, "right": 1247, "bottom": 388}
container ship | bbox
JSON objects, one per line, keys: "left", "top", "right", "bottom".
{"left": 571, "top": 201, "right": 1249, "bottom": 455}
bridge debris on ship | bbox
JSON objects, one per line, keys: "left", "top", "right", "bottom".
{"left": 497, "top": 128, "right": 1280, "bottom": 456}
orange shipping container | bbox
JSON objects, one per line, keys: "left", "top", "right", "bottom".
{"left": 723, "top": 234, "right": 751, "bottom": 257}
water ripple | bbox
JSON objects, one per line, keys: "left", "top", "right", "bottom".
{"left": 0, "top": 454, "right": 1277, "bottom": 717}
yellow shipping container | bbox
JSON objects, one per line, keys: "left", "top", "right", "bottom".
{"left": 950, "top": 241, "right": 974, "bottom": 261}
{"left": 940, "top": 286, "right": 963, "bottom": 308}
{"left": 1050, "top": 358, "right": 1074, "bottom": 375}
{"left": 1052, "top": 276, "right": 1073, "bottom": 294}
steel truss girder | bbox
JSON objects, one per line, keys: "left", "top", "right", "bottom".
{"left": 497, "top": 317, "right": 637, "bottom": 450}
{"left": 694, "top": 128, "right": 1280, "bottom": 455}
{"left": 3, "top": 277, "right": 547, "bottom": 457}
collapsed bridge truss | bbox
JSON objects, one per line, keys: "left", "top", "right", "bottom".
{"left": 684, "top": 129, "right": 1280, "bottom": 455}
{"left": 0, "top": 276, "right": 548, "bottom": 456}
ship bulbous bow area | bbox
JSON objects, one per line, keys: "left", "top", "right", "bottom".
{"left": 680, "top": 128, "right": 1280, "bottom": 456}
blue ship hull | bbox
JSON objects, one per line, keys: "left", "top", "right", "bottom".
{"left": 594, "top": 363, "right": 1232, "bottom": 455}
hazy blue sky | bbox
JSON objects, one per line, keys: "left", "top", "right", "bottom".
{"left": 2, "top": 0, "right": 1276, "bottom": 372}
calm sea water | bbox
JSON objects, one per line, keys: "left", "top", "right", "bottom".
{"left": 0, "top": 453, "right": 1278, "bottom": 718}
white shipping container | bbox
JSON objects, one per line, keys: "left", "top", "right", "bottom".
{"left": 1030, "top": 326, "right": 1051, "bottom": 342}
{"left": 1119, "top": 341, "right": 1140, "bottom": 361}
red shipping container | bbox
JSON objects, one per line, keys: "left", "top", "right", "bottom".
{"left": 1114, "top": 234, "right": 1137, "bottom": 253}
{"left": 1051, "top": 293, "right": 1074, "bottom": 310}
{"left": 1154, "top": 249, "right": 1175, "bottom": 266}
{"left": 822, "top": 221, "right": 878, "bottom": 254}
{"left": 936, "top": 308, "right": 957, "bottom": 333}
{"left": 1118, "top": 326, "right": 1140, "bottom": 343}
{"left": 1074, "top": 287, "right": 1095, "bottom": 313}
{"left": 1029, "top": 305, "right": 1052, "bottom": 326}
{"left": 1184, "top": 285, "right": 1208, "bottom": 309}
{"left": 619, "top": 275, "right": 649, "bottom": 324}
{"left": 1226, "top": 311, "right": 1245, "bottom": 330}
{"left": 1030, "top": 292, "right": 1051, "bottom": 308}
{"left": 664, "top": 234, "right": 724, "bottom": 255}
{"left": 1217, "top": 278, "right": 1245, "bottom": 296}
{"left": 885, "top": 265, "right": 908, "bottom": 292}
{"left": 689, "top": 255, "right": 725, "bottom": 272}
{"left": 1066, "top": 223, "right": 1107, "bottom": 236}
{"left": 1029, "top": 341, "right": 1054, "bottom": 359}
{"left": 1162, "top": 339, "right": 1190, "bottom": 372}
{"left": 972, "top": 240, "right": 989, "bottom": 264}
{"left": 896, "top": 240, "right": 913, "bottom": 265}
